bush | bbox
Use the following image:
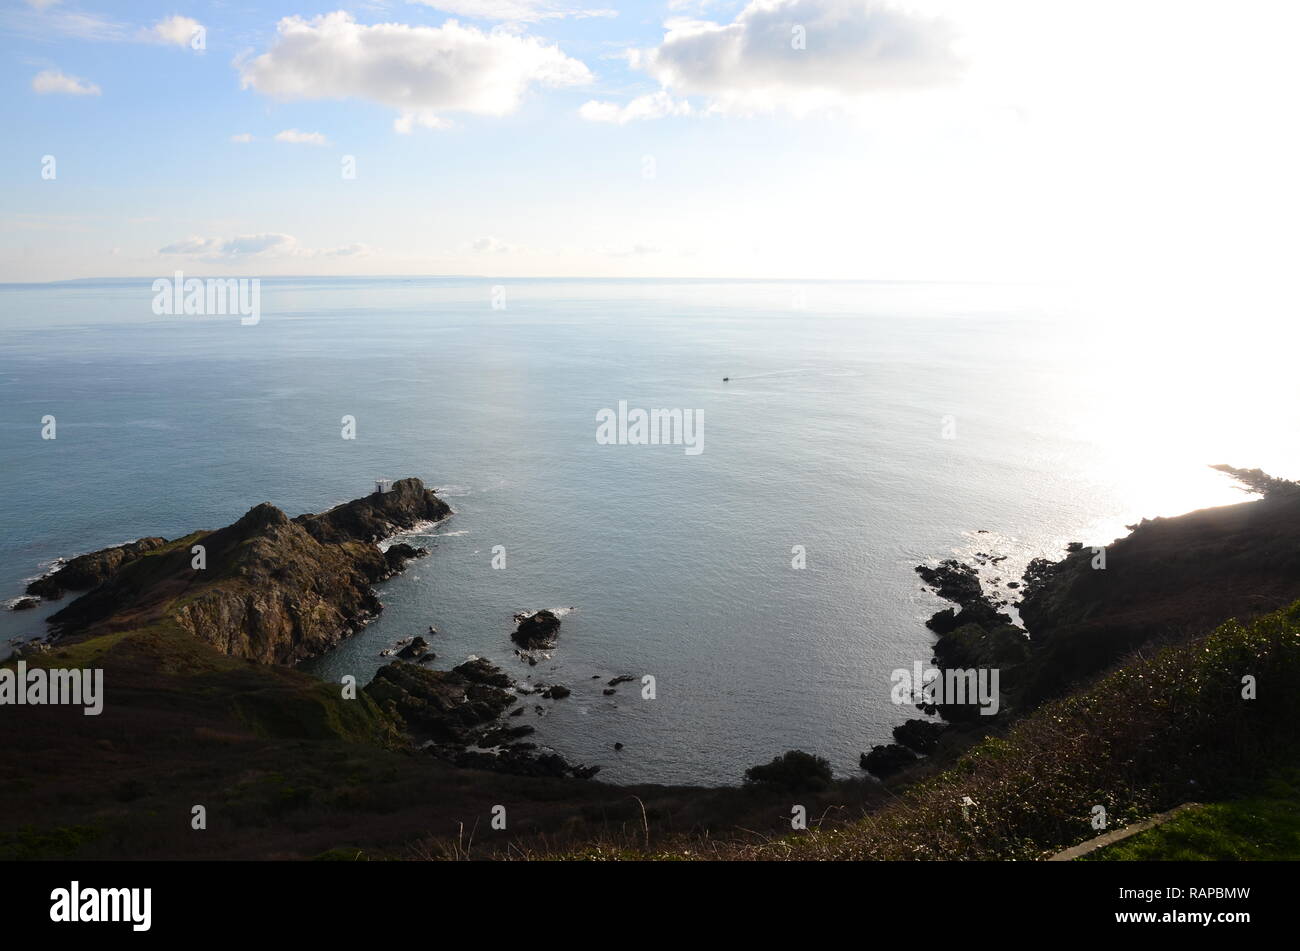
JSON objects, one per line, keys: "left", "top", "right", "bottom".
{"left": 744, "top": 750, "right": 833, "bottom": 792}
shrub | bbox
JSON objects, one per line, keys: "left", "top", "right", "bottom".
{"left": 744, "top": 750, "right": 833, "bottom": 792}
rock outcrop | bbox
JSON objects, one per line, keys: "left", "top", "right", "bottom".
{"left": 26, "top": 537, "right": 168, "bottom": 600}
{"left": 364, "top": 658, "right": 599, "bottom": 778}
{"left": 892, "top": 719, "right": 947, "bottom": 755}
{"left": 38, "top": 478, "right": 450, "bottom": 666}
{"left": 914, "top": 558, "right": 1025, "bottom": 721}
{"left": 512, "top": 609, "right": 561, "bottom": 649}
{"left": 364, "top": 659, "right": 517, "bottom": 745}
{"left": 295, "top": 477, "right": 450, "bottom": 544}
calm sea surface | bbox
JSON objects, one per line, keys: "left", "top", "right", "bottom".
{"left": 1, "top": 277, "right": 1295, "bottom": 784}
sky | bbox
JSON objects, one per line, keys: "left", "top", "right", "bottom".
{"left": 2, "top": 0, "right": 1299, "bottom": 292}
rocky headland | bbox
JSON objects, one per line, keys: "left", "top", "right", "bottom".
{"left": 858, "top": 465, "right": 1300, "bottom": 779}
{"left": 26, "top": 477, "right": 449, "bottom": 665}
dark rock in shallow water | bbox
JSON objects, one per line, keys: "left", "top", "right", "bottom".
{"left": 892, "top": 719, "right": 947, "bottom": 754}
{"left": 377, "top": 657, "right": 597, "bottom": 778}
{"left": 397, "top": 635, "right": 430, "bottom": 659}
{"left": 454, "top": 657, "right": 513, "bottom": 688}
{"left": 926, "top": 599, "right": 1013, "bottom": 637}
{"left": 607, "top": 674, "right": 635, "bottom": 687}
{"left": 478, "top": 724, "right": 536, "bottom": 748}
{"left": 915, "top": 560, "right": 983, "bottom": 607}
{"left": 364, "top": 659, "right": 515, "bottom": 745}
{"left": 860, "top": 744, "right": 917, "bottom": 777}
{"left": 384, "top": 543, "right": 428, "bottom": 573}
{"left": 11, "top": 598, "right": 38, "bottom": 611}
{"left": 541, "top": 684, "right": 571, "bottom": 700}
{"left": 512, "top": 609, "right": 561, "bottom": 648}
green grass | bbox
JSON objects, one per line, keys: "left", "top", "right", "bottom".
{"left": 1088, "top": 767, "right": 1300, "bottom": 860}
{"left": 0, "top": 824, "right": 101, "bottom": 860}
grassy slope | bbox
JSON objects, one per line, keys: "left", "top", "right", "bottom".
{"left": 1086, "top": 766, "right": 1300, "bottom": 860}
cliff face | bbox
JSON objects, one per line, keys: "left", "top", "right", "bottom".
{"left": 1017, "top": 487, "right": 1300, "bottom": 701}
{"left": 37, "top": 478, "right": 450, "bottom": 666}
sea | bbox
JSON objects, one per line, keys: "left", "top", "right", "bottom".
{"left": 1, "top": 276, "right": 1296, "bottom": 785}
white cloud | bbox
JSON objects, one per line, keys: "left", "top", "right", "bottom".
{"left": 274, "top": 128, "right": 329, "bottom": 146}
{"left": 411, "top": 1, "right": 615, "bottom": 23}
{"left": 7, "top": 6, "right": 126, "bottom": 41}
{"left": 159, "top": 233, "right": 369, "bottom": 258}
{"left": 327, "top": 243, "right": 371, "bottom": 257}
{"left": 230, "top": 133, "right": 254, "bottom": 143}
{"left": 238, "top": 12, "right": 591, "bottom": 129}
{"left": 602, "top": 243, "right": 661, "bottom": 256}
{"left": 31, "top": 69, "right": 100, "bottom": 96}
{"left": 607, "top": 0, "right": 962, "bottom": 118}
{"left": 144, "top": 15, "right": 204, "bottom": 47}
{"left": 471, "top": 236, "right": 517, "bottom": 253}
{"left": 394, "top": 111, "right": 450, "bottom": 134}
{"left": 580, "top": 90, "right": 692, "bottom": 123}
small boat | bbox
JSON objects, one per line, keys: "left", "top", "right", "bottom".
{"left": 722, "top": 376, "right": 730, "bottom": 382}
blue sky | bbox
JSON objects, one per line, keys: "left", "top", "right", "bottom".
{"left": 3, "top": 0, "right": 1298, "bottom": 291}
